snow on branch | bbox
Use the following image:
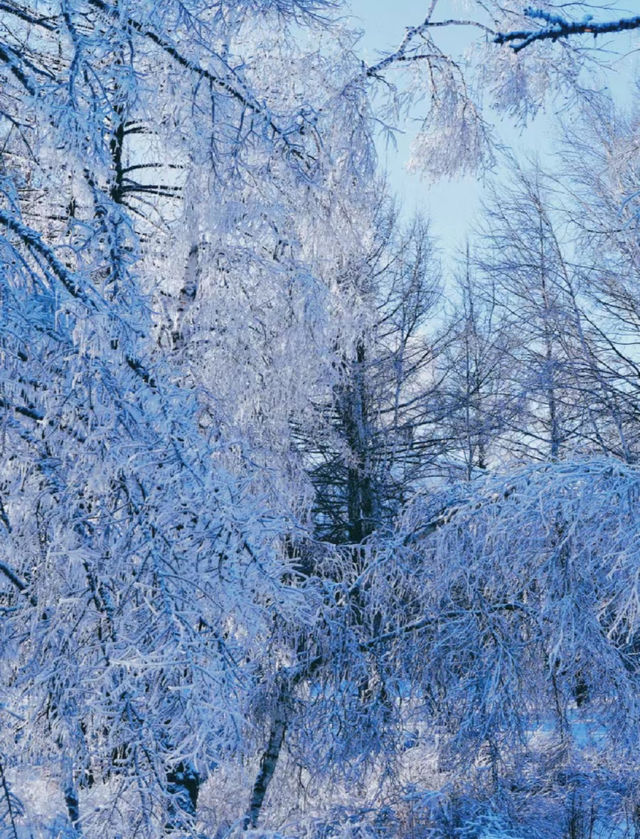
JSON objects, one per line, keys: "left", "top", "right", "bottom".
{"left": 495, "top": 7, "right": 640, "bottom": 52}
{"left": 87, "top": 0, "right": 317, "bottom": 168}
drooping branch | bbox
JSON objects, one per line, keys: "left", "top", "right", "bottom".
{"left": 0, "top": 208, "right": 98, "bottom": 306}
{"left": 0, "top": 2, "right": 57, "bottom": 30}
{"left": 0, "top": 210, "right": 157, "bottom": 387}
{"left": 360, "top": 601, "right": 528, "bottom": 651}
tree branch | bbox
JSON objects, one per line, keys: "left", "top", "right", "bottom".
{"left": 0, "top": 561, "right": 37, "bottom": 605}
{"left": 86, "top": 0, "right": 311, "bottom": 164}
{"left": 0, "top": 210, "right": 157, "bottom": 388}
{"left": 495, "top": 8, "right": 640, "bottom": 53}
{"left": 0, "top": 1, "right": 57, "bottom": 30}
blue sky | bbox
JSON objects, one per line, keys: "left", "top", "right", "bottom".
{"left": 347, "top": 0, "right": 638, "bottom": 271}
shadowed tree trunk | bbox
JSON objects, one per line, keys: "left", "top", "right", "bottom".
{"left": 165, "top": 762, "right": 201, "bottom": 834}
{"left": 244, "top": 683, "right": 290, "bottom": 830}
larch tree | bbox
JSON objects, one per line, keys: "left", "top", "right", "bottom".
{"left": 303, "top": 204, "right": 443, "bottom": 544}
{"left": 558, "top": 93, "right": 640, "bottom": 462}
{"left": 471, "top": 161, "right": 584, "bottom": 462}
{"left": 438, "top": 245, "right": 511, "bottom": 480}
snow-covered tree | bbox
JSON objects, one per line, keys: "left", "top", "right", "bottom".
{"left": 558, "top": 93, "right": 640, "bottom": 461}
{"left": 376, "top": 458, "right": 640, "bottom": 837}
{"left": 438, "top": 245, "right": 511, "bottom": 480}
{"left": 3, "top": 1, "right": 640, "bottom": 836}
{"left": 470, "top": 161, "right": 584, "bottom": 462}
{"left": 299, "top": 203, "right": 442, "bottom": 543}
{"left": 0, "top": 0, "right": 362, "bottom": 834}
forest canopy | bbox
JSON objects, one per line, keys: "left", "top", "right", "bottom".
{"left": 1, "top": 2, "right": 640, "bottom": 838}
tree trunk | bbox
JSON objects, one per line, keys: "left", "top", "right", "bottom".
{"left": 244, "top": 687, "right": 289, "bottom": 830}
{"left": 62, "top": 755, "right": 82, "bottom": 835}
{"left": 165, "top": 762, "right": 201, "bottom": 834}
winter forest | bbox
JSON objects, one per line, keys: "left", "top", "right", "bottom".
{"left": 4, "top": 0, "right": 640, "bottom": 837}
